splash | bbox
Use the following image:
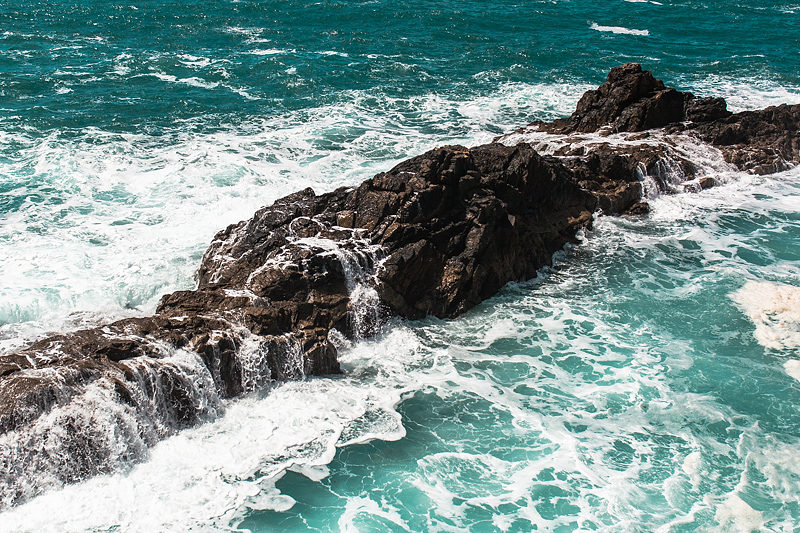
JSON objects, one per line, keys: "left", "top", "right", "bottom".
{"left": 299, "top": 236, "right": 385, "bottom": 340}
{"left": 0, "top": 327, "right": 418, "bottom": 532}
{"left": 714, "top": 494, "right": 765, "bottom": 533}
{"left": 0, "top": 347, "right": 222, "bottom": 510}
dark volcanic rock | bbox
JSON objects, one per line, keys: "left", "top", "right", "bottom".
{"left": 685, "top": 96, "right": 732, "bottom": 123}
{"left": 529, "top": 62, "right": 800, "bottom": 176}
{"left": 0, "top": 142, "right": 598, "bottom": 508}
{"left": 554, "top": 142, "right": 699, "bottom": 214}
{"left": 690, "top": 103, "right": 800, "bottom": 174}
{"left": 366, "top": 144, "right": 595, "bottom": 319}
{"left": 2, "top": 63, "right": 799, "bottom": 508}
{"left": 537, "top": 63, "right": 691, "bottom": 134}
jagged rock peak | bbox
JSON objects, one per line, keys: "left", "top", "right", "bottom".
{"left": 537, "top": 63, "right": 687, "bottom": 133}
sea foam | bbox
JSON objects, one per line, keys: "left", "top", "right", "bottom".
{"left": 730, "top": 280, "right": 800, "bottom": 351}
{"left": 0, "top": 327, "right": 420, "bottom": 532}
{"left": 714, "top": 495, "right": 765, "bottom": 533}
{"left": 590, "top": 23, "right": 650, "bottom": 36}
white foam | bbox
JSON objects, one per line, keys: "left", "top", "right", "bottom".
{"left": 149, "top": 72, "right": 220, "bottom": 89}
{"left": 0, "top": 347, "right": 222, "bottom": 512}
{"left": 319, "top": 50, "right": 349, "bottom": 57}
{"left": 590, "top": 23, "right": 650, "bottom": 36}
{"left": 1, "top": 326, "right": 422, "bottom": 532}
{"left": 177, "top": 54, "right": 213, "bottom": 68}
{"left": 223, "top": 26, "right": 264, "bottom": 38}
{"left": 684, "top": 74, "right": 800, "bottom": 113}
{"left": 784, "top": 359, "right": 800, "bottom": 382}
{"left": 338, "top": 497, "right": 411, "bottom": 533}
{"left": 714, "top": 495, "right": 764, "bottom": 532}
{"left": 500, "top": 126, "right": 741, "bottom": 202}
{"left": 682, "top": 451, "right": 703, "bottom": 490}
{"left": 457, "top": 81, "right": 592, "bottom": 127}
{"left": 730, "top": 281, "right": 800, "bottom": 351}
{"left": 250, "top": 48, "right": 292, "bottom": 56}
{"left": 741, "top": 430, "right": 800, "bottom": 506}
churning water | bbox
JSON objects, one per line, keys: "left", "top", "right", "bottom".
{"left": 2, "top": 0, "right": 800, "bottom": 531}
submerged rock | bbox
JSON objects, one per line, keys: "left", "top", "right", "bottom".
{"left": 2, "top": 63, "right": 798, "bottom": 507}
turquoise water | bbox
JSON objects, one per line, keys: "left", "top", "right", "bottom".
{"left": 2, "top": 1, "right": 800, "bottom": 531}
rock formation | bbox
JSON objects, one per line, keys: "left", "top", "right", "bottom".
{"left": 538, "top": 62, "right": 692, "bottom": 134}
{"left": 529, "top": 63, "right": 800, "bottom": 176}
{"left": 1, "top": 63, "right": 798, "bottom": 508}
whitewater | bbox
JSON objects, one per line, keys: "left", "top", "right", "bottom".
{"left": 2, "top": 0, "right": 800, "bottom": 531}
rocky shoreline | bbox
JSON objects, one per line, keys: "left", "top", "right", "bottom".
{"left": 1, "top": 63, "right": 798, "bottom": 507}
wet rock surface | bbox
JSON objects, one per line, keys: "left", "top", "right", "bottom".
{"left": 2, "top": 63, "right": 798, "bottom": 506}
{"left": 531, "top": 62, "right": 800, "bottom": 176}
{"left": 689, "top": 103, "right": 800, "bottom": 174}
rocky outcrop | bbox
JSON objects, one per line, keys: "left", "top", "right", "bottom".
{"left": 2, "top": 63, "right": 798, "bottom": 508}
{"left": 0, "top": 142, "right": 599, "bottom": 508}
{"left": 531, "top": 62, "right": 800, "bottom": 176}
{"left": 358, "top": 144, "right": 595, "bottom": 319}
{"left": 537, "top": 63, "right": 691, "bottom": 134}
{"left": 166, "top": 143, "right": 598, "bottom": 324}
{"left": 688, "top": 103, "right": 800, "bottom": 174}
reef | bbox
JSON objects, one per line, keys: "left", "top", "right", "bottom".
{"left": 1, "top": 63, "right": 798, "bottom": 507}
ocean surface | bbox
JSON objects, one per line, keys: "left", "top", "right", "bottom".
{"left": 2, "top": 1, "right": 800, "bottom": 531}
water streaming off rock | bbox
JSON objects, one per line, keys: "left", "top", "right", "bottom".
{"left": 2, "top": 0, "right": 800, "bottom": 531}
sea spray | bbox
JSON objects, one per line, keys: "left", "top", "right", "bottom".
{"left": 0, "top": 346, "right": 222, "bottom": 510}
{"left": 0, "top": 327, "right": 419, "bottom": 532}
{"left": 0, "top": 199, "right": 397, "bottom": 511}
{"left": 291, "top": 235, "right": 386, "bottom": 340}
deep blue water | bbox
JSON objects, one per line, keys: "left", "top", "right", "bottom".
{"left": 3, "top": 0, "right": 799, "bottom": 133}
{"left": 1, "top": 1, "right": 800, "bottom": 531}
